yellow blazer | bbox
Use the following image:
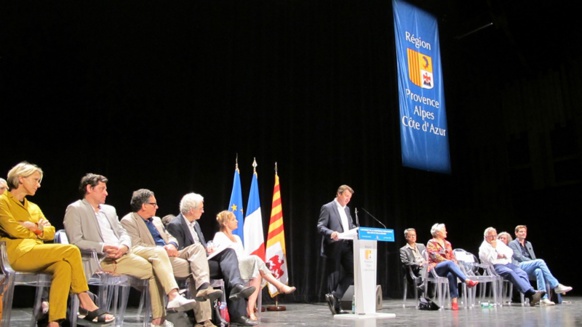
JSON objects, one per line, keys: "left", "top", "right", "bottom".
{"left": 0, "top": 192, "right": 56, "bottom": 262}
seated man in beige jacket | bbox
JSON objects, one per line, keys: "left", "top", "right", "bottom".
{"left": 64, "top": 174, "right": 196, "bottom": 327}
{"left": 121, "top": 189, "right": 247, "bottom": 327}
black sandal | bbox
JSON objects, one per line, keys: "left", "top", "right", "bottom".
{"left": 78, "top": 308, "right": 115, "bottom": 325}
{"left": 36, "top": 314, "right": 48, "bottom": 327}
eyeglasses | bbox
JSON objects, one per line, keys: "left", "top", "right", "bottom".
{"left": 147, "top": 202, "right": 158, "bottom": 207}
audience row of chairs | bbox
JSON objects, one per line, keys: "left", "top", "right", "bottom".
{"left": 1, "top": 230, "right": 233, "bottom": 327}
{"left": 402, "top": 248, "right": 528, "bottom": 310}
{"left": 0, "top": 230, "right": 151, "bottom": 327}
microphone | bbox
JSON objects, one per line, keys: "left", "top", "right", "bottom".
{"left": 360, "top": 208, "right": 387, "bottom": 229}
{"left": 354, "top": 208, "right": 360, "bottom": 227}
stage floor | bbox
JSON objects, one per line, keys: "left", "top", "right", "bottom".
{"left": 6, "top": 296, "right": 581, "bottom": 326}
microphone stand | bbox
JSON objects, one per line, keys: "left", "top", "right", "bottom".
{"left": 360, "top": 208, "right": 387, "bottom": 229}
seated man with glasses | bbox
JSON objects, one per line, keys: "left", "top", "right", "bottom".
{"left": 121, "top": 188, "right": 226, "bottom": 327}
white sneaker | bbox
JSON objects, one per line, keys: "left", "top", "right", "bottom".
{"left": 554, "top": 284, "right": 572, "bottom": 294}
{"left": 151, "top": 320, "right": 175, "bottom": 327}
{"left": 540, "top": 298, "right": 555, "bottom": 306}
{"left": 166, "top": 295, "right": 196, "bottom": 312}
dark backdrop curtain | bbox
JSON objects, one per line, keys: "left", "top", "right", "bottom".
{"left": 2, "top": 1, "right": 581, "bottom": 306}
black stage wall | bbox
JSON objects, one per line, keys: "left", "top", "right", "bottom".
{"left": 1, "top": 1, "right": 580, "bottom": 305}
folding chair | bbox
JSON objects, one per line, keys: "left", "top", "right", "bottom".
{"left": 453, "top": 248, "right": 502, "bottom": 308}
{"left": 422, "top": 250, "right": 450, "bottom": 309}
{"left": 54, "top": 230, "right": 150, "bottom": 327}
{"left": 0, "top": 241, "right": 52, "bottom": 327}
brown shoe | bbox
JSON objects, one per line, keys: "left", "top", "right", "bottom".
{"left": 194, "top": 320, "right": 216, "bottom": 327}
{"left": 195, "top": 286, "right": 223, "bottom": 302}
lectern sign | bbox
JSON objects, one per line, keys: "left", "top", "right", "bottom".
{"left": 358, "top": 227, "right": 395, "bottom": 242}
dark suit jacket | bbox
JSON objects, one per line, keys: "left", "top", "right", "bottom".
{"left": 316, "top": 199, "right": 355, "bottom": 258}
{"left": 167, "top": 214, "right": 225, "bottom": 277}
{"left": 166, "top": 213, "right": 205, "bottom": 250}
{"left": 508, "top": 239, "right": 537, "bottom": 263}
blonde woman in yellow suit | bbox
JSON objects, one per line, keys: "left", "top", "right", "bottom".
{"left": 0, "top": 162, "right": 114, "bottom": 327}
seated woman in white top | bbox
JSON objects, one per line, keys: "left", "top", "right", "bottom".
{"left": 213, "top": 210, "right": 296, "bottom": 321}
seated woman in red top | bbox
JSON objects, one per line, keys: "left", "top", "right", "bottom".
{"left": 426, "top": 223, "right": 478, "bottom": 310}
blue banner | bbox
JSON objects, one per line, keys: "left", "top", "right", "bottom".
{"left": 393, "top": 0, "right": 451, "bottom": 173}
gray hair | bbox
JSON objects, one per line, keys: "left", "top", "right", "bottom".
{"left": 430, "top": 223, "right": 445, "bottom": 236}
{"left": 404, "top": 228, "right": 416, "bottom": 238}
{"left": 179, "top": 192, "right": 204, "bottom": 215}
{"left": 498, "top": 231, "right": 513, "bottom": 243}
{"left": 483, "top": 226, "right": 497, "bottom": 237}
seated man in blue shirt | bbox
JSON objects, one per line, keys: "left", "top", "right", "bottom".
{"left": 121, "top": 189, "right": 230, "bottom": 327}
{"left": 509, "top": 225, "right": 572, "bottom": 305}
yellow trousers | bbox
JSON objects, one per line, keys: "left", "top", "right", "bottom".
{"left": 10, "top": 243, "right": 88, "bottom": 322}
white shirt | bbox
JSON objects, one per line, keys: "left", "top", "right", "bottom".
{"left": 213, "top": 231, "right": 245, "bottom": 258}
{"left": 182, "top": 215, "right": 200, "bottom": 243}
{"left": 335, "top": 199, "right": 350, "bottom": 232}
{"left": 479, "top": 239, "right": 513, "bottom": 265}
{"left": 96, "top": 207, "right": 120, "bottom": 251}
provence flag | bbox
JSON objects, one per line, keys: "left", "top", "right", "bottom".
{"left": 265, "top": 168, "right": 290, "bottom": 297}
{"left": 393, "top": 0, "right": 451, "bottom": 174}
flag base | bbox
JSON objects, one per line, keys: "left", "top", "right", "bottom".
{"left": 266, "top": 305, "right": 286, "bottom": 311}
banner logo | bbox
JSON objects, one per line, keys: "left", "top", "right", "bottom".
{"left": 407, "top": 48, "right": 433, "bottom": 89}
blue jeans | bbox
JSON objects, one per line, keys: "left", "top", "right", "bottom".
{"left": 434, "top": 260, "right": 467, "bottom": 299}
{"left": 493, "top": 263, "right": 534, "bottom": 295}
{"left": 519, "top": 259, "right": 558, "bottom": 300}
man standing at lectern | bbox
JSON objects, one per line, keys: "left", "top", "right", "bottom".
{"left": 317, "top": 184, "right": 357, "bottom": 315}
